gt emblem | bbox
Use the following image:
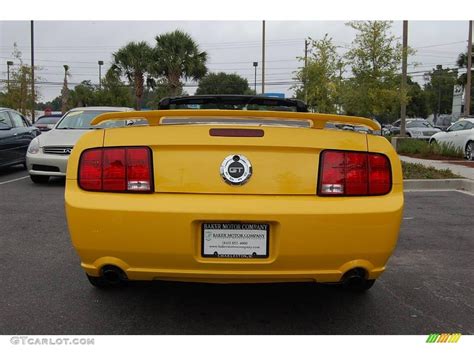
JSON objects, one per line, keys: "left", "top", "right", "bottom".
{"left": 220, "top": 154, "right": 252, "bottom": 185}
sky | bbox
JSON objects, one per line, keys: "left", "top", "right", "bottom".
{"left": 0, "top": 20, "right": 470, "bottom": 102}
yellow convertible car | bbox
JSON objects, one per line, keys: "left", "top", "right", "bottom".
{"left": 65, "top": 97, "right": 403, "bottom": 292}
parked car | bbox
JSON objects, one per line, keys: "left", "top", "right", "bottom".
{"left": 0, "top": 107, "right": 40, "bottom": 169}
{"left": 429, "top": 118, "right": 474, "bottom": 160}
{"left": 34, "top": 114, "right": 63, "bottom": 132}
{"left": 390, "top": 118, "right": 441, "bottom": 139}
{"left": 65, "top": 98, "right": 403, "bottom": 292}
{"left": 26, "top": 106, "right": 132, "bottom": 184}
{"left": 432, "top": 114, "right": 459, "bottom": 131}
{"left": 379, "top": 124, "right": 392, "bottom": 136}
{"left": 325, "top": 122, "right": 373, "bottom": 134}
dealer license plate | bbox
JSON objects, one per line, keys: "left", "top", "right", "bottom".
{"left": 202, "top": 223, "right": 269, "bottom": 258}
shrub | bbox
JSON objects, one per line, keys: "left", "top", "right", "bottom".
{"left": 397, "top": 139, "right": 463, "bottom": 158}
{"left": 402, "top": 162, "right": 461, "bottom": 179}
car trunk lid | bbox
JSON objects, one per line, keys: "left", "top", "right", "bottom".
{"left": 103, "top": 124, "right": 368, "bottom": 195}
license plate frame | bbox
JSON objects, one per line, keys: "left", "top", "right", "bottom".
{"left": 201, "top": 222, "right": 270, "bottom": 259}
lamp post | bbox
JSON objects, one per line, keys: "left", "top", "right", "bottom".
{"left": 98, "top": 60, "right": 104, "bottom": 89}
{"left": 6, "top": 61, "right": 13, "bottom": 91}
{"left": 31, "top": 20, "right": 35, "bottom": 124}
{"left": 253, "top": 62, "right": 258, "bottom": 93}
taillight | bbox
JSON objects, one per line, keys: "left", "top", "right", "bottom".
{"left": 368, "top": 154, "right": 391, "bottom": 195}
{"left": 318, "top": 150, "right": 391, "bottom": 196}
{"left": 79, "top": 149, "right": 102, "bottom": 191}
{"left": 78, "top": 147, "right": 152, "bottom": 193}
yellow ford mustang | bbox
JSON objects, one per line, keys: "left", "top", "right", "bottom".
{"left": 65, "top": 108, "right": 403, "bottom": 292}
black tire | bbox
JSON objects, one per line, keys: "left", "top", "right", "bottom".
{"left": 30, "top": 175, "right": 49, "bottom": 184}
{"left": 341, "top": 268, "right": 376, "bottom": 292}
{"left": 430, "top": 139, "right": 437, "bottom": 145}
{"left": 465, "top": 141, "right": 474, "bottom": 161}
{"left": 86, "top": 274, "right": 109, "bottom": 288}
{"left": 86, "top": 267, "right": 128, "bottom": 289}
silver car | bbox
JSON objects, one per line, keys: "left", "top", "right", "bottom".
{"left": 390, "top": 118, "right": 441, "bottom": 139}
{"left": 26, "top": 106, "right": 132, "bottom": 184}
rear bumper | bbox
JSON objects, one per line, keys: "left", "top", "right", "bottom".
{"left": 65, "top": 183, "right": 404, "bottom": 283}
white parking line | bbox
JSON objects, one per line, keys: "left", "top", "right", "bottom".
{"left": 405, "top": 189, "right": 474, "bottom": 196}
{"left": 0, "top": 176, "right": 29, "bottom": 185}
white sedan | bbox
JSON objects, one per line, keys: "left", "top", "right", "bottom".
{"left": 429, "top": 118, "right": 474, "bottom": 160}
{"left": 26, "top": 106, "right": 133, "bottom": 183}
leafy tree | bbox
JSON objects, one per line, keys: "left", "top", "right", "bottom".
{"left": 342, "top": 21, "right": 404, "bottom": 121}
{"left": 152, "top": 30, "right": 208, "bottom": 96}
{"left": 95, "top": 67, "right": 134, "bottom": 107}
{"left": 40, "top": 71, "right": 133, "bottom": 111}
{"left": 196, "top": 72, "right": 252, "bottom": 95}
{"left": 392, "top": 76, "right": 429, "bottom": 118}
{"left": 36, "top": 96, "right": 62, "bottom": 111}
{"left": 143, "top": 82, "right": 186, "bottom": 109}
{"left": 293, "top": 35, "right": 343, "bottom": 113}
{"left": 112, "top": 41, "right": 153, "bottom": 110}
{"left": 406, "top": 78, "right": 429, "bottom": 118}
{"left": 1, "top": 44, "right": 39, "bottom": 116}
{"left": 423, "top": 65, "right": 458, "bottom": 116}
{"left": 70, "top": 80, "right": 96, "bottom": 107}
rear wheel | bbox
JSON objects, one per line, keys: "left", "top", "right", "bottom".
{"left": 30, "top": 175, "right": 49, "bottom": 184}
{"left": 86, "top": 266, "right": 128, "bottom": 289}
{"left": 86, "top": 274, "right": 109, "bottom": 288}
{"left": 465, "top": 141, "right": 474, "bottom": 161}
{"left": 341, "top": 268, "right": 376, "bottom": 292}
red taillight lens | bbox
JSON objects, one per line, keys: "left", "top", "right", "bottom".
{"left": 345, "top": 152, "right": 368, "bottom": 195}
{"left": 368, "top": 154, "right": 391, "bottom": 195}
{"left": 78, "top": 147, "right": 152, "bottom": 193}
{"left": 318, "top": 150, "right": 391, "bottom": 196}
{"left": 103, "top": 148, "right": 126, "bottom": 191}
{"left": 78, "top": 149, "right": 102, "bottom": 191}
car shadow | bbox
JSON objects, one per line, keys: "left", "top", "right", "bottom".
{"left": 0, "top": 164, "right": 26, "bottom": 177}
{"left": 82, "top": 280, "right": 377, "bottom": 335}
{"left": 48, "top": 177, "right": 66, "bottom": 186}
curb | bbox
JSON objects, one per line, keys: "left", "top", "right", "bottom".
{"left": 404, "top": 179, "right": 474, "bottom": 193}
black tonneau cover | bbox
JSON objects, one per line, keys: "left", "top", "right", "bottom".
{"left": 158, "top": 95, "right": 308, "bottom": 112}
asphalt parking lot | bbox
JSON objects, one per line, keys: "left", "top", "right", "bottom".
{"left": 0, "top": 166, "right": 473, "bottom": 335}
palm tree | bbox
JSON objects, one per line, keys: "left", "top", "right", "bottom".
{"left": 61, "top": 65, "right": 70, "bottom": 114}
{"left": 152, "top": 30, "right": 208, "bottom": 96}
{"left": 112, "top": 41, "right": 153, "bottom": 110}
